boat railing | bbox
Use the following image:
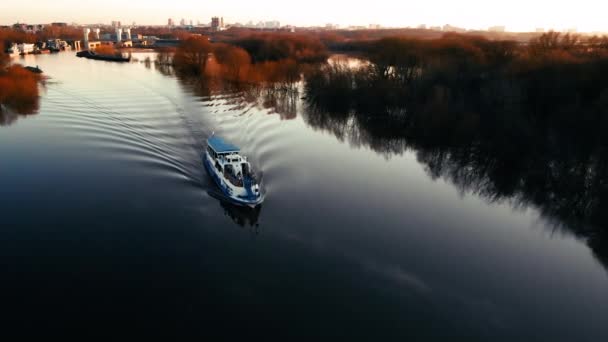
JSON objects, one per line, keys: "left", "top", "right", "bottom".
{"left": 224, "top": 169, "right": 244, "bottom": 188}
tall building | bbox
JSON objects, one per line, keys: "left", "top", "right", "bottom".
{"left": 112, "top": 21, "right": 121, "bottom": 28}
{"left": 180, "top": 18, "right": 186, "bottom": 26}
{"left": 168, "top": 18, "right": 174, "bottom": 27}
{"left": 264, "top": 21, "right": 280, "bottom": 29}
{"left": 211, "top": 17, "right": 220, "bottom": 31}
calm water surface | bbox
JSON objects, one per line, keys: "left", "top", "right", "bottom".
{"left": 1, "top": 53, "right": 607, "bottom": 340}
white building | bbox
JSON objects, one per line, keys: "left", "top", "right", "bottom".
{"left": 489, "top": 26, "right": 506, "bottom": 33}
{"left": 18, "top": 43, "right": 35, "bottom": 54}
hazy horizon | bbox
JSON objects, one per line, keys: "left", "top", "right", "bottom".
{"left": 2, "top": 0, "right": 607, "bottom": 33}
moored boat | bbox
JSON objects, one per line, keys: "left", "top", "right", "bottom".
{"left": 76, "top": 50, "right": 130, "bottom": 62}
{"left": 24, "top": 66, "right": 43, "bottom": 74}
{"left": 203, "top": 135, "right": 263, "bottom": 206}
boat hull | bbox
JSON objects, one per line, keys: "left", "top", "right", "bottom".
{"left": 203, "top": 153, "right": 263, "bottom": 207}
{"left": 76, "top": 50, "right": 131, "bottom": 62}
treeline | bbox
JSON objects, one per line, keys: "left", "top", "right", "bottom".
{"left": 212, "top": 27, "right": 539, "bottom": 51}
{"left": 171, "top": 35, "right": 317, "bottom": 85}
{"left": 132, "top": 27, "right": 193, "bottom": 40}
{"left": 307, "top": 32, "right": 608, "bottom": 118}
{"left": 0, "top": 28, "right": 37, "bottom": 46}
{"left": 1, "top": 26, "right": 83, "bottom": 46}
{"left": 36, "top": 25, "right": 83, "bottom": 41}
{"left": 231, "top": 33, "right": 328, "bottom": 63}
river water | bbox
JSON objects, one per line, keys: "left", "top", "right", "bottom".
{"left": 1, "top": 52, "right": 607, "bottom": 340}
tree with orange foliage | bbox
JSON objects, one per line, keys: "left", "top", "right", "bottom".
{"left": 213, "top": 43, "right": 251, "bottom": 81}
{"left": 0, "top": 27, "right": 37, "bottom": 46}
{"left": 174, "top": 36, "right": 212, "bottom": 75}
{"left": 251, "top": 59, "right": 301, "bottom": 85}
{"left": 0, "top": 65, "right": 41, "bottom": 114}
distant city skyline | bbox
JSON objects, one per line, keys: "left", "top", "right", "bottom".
{"left": 1, "top": 0, "right": 606, "bottom": 33}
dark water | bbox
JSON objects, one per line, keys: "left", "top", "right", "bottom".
{"left": 1, "top": 53, "right": 608, "bottom": 340}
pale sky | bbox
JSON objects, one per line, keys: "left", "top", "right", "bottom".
{"left": 1, "top": 0, "right": 606, "bottom": 32}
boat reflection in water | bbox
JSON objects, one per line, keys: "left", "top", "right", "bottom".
{"left": 207, "top": 190, "right": 262, "bottom": 232}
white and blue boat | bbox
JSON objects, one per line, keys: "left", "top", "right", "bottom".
{"left": 203, "top": 135, "right": 263, "bottom": 206}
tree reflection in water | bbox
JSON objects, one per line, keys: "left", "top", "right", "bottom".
{"left": 303, "top": 58, "right": 608, "bottom": 269}
{"left": 0, "top": 101, "right": 40, "bottom": 126}
{"left": 169, "top": 61, "right": 301, "bottom": 121}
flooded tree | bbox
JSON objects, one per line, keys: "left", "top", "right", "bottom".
{"left": 155, "top": 48, "right": 174, "bottom": 67}
{"left": 213, "top": 43, "right": 251, "bottom": 82}
{"left": 173, "top": 36, "right": 213, "bottom": 75}
{"left": 170, "top": 34, "right": 308, "bottom": 93}
{"left": 0, "top": 38, "right": 42, "bottom": 119}
{"left": 0, "top": 65, "right": 41, "bottom": 122}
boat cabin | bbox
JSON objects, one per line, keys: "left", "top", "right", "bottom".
{"left": 207, "top": 136, "right": 241, "bottom": 159}
{"left": 207, "top": 136, "right": 255, "bottom": 188}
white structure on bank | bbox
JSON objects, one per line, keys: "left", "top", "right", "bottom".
{"left": 83, "top": 28, "right": 91, "bottom": 45}
{"left": 80, "top": 26, "right": 133, "bottom": 50}
{"left": 81, "top": 27, "right": 101, "bottom": 50}
{"left": 115, "top": 28, "right": 123, "bottom": 43}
